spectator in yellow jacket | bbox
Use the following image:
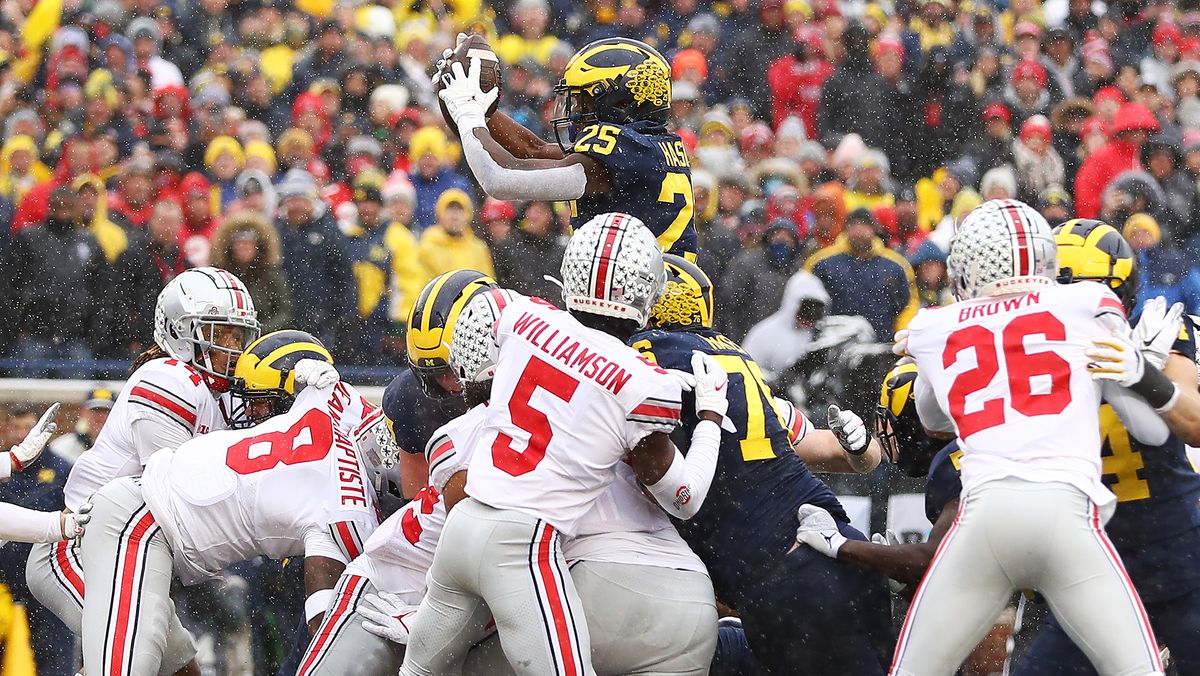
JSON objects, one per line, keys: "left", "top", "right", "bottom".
{"left": 418, "top": 188, "right": 495, "bottom": 280}
{"left": 495, "top": 0, "right": 562, "bottom": 66}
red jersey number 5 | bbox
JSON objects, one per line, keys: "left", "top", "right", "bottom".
{"left": 944, "top": 311, "right": 1073, "bottom": 438}
{"left": 493, "top": 357, "right": 580, "bottom": 476}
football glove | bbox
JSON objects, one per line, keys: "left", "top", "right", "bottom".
{"left": 438, "top": 58, "right": 499, "bottom": 130}
{"left": 1087, "top": 332, "right": 1146, "bottom": 387}
{"left": 431, "top": 33, "right": 470, "bottom": 85}
{"left": 691, "top": 352, "right": 735, "bottom": 432}
{"left": 1134, "top": 296, "right": 1186, "bottom": 369}
{"left": 10, "top": 403, "right": 59, "bottom": 472}
{"left": 62, "top": 502, "right": 91, "bottom": 540}
{"left": 293, "top": 359, "right": 340, "bottom": 389}
{"left": 359, "top": 592, "right": 419, "bottom": 645}
{"left": 892, "top": 329, "right": 910, "bottom": 356}
{"left": 794, "top": 504, "right": 846, "bottom": 558}
{"left": 828, "top": 405, "right": 869, "bottom": 455}
{"left": 871, "top": 530, "right": 908, "bottom": 593}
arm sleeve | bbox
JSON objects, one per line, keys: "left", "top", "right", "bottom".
{"left": 644, "top": 419, "right": 721, "bottom": 520}
{"left": 775, "top": 396, "right": 813, "bottom": 445}
{"left": 458, "top": 122, "right": 588, "bottom": 201}
{"left": 915, "top": 374, "right": 955, "bottom": 434}
{"left": 1102, "top": 381, "right": 1172, "bottom": 446}
{"left": 0, "top": 453, "right": 10, "bottom": 481}
{"left": 130, "top": 415, "right": 194, "bottom": 467}
{"left": 303, "top": 525, "right": 353, "bottom": 565}
{"left": 0, "top": 501, "right": 62, "bottom": 544}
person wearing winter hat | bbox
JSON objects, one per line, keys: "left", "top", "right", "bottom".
{"left": 804, "top": 206, "right": 918, "bottom": 340}
{"left": 1037, "top": 184, "right": 1075, "bottom": 222}
{"left": 1142, "top": 133, "right": 1198, "bottom": 243}
{"left": 204, "top": 135, "right": 244, "bottom": 213}
{"left": 907, "top": 238, "right": 953, "bottom": 307}
{"left": 718, "top": 218, "right": 806, "bottom": 340}
{"left": 1075, "top": 102, "right": 1161, "bottom": 217}
{"left": 407, "top": 126, "right": 471, "bottom": 230}
{"left": 492, "top": 199, "right": 566, "bottom": 301}
{"left": 417, "top": 188, "right": 493, "bottom": 279}
{"left": 242, "top": 140, "right": 277, "bottom": 177}
{"left": 478, "top": 197, "right": 517, "bottom": 245}
{"left": 741, "top": 269, "right": 830, "bottom": 373}
{"left": 1013, "top": 114, "right": 1065, "bottom": 203}
{"left": 1006, "top": 58, "right": 1052, "bottom": 124}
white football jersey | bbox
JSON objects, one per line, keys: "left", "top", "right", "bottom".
{"left": 345, "top": 404, "right": 489, "bottom": 596}
{"left": 464, "top": 295, "right": 683, "bottom": 536}
{"left": 141, "top": 383, "right": 381, "bottom": 585}
{"left": 565, "top": 460, "right": 707, "bottom": 573}
{"left": 906, "top": 281, "right": 1128, "bottom": 507}
{"left": 64, "top": 358, "right": 229, "bottom": 511}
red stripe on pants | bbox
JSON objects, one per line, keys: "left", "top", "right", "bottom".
{"left": 109, "top": 511, "right": 157, "bottom": 676}
{"left": 536, "top": 523, "right": 579, "bottom": 676}
{"left": 297, "top": 575, "right": 364, "bottom": 676}
{"left": 55, "top": 540, "right": 85, "bottom": 598}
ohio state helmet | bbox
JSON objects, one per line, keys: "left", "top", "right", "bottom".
{"left": 948, "top": 199, "right": 1057, "bottom": 301}
{"left": 560, "top": 212, "right": 666, "bottom": 326}
{"left": 154, "top": 267, "right": 260, "bottom": 386}
{"left": 450, "top": 288, "right": 519, "bottom": 385}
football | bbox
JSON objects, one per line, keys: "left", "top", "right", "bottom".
{"left": 437, "top": 33, "right": 502, "bottom": 131}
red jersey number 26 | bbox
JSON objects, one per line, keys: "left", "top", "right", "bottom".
{"left": 944, "top": 311, "right": 1073, "bottom": 438}
{"left": 493, "top": 357, "right": 580, "bottom": 476}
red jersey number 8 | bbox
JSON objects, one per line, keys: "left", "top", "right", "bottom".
{"left": 226, "top": 408, "right": 334, "bottom": 474}
{"left": 944, "top": 311, "right": 1073, "bottom": 438}
{"left": 492, "top": 357, "right": 580, "bottom": 476}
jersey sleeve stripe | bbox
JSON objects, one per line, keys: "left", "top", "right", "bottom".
{"left": 627, "top": 402, "right": 682, "bottom": 425}
{"left": 353, "top": 408, "right": 385, "bottom": 437}
{"left": 129, "top": 386, "right": 198, "bottom": 426}
{"left": 329, "top": 522, "right": 363, "bottom": 561}
{"left": 428, "top": 438, "right": 455, "bottom": 465}
{"left": 1098, "top": 296, "right": 1127, "bottom": 318}
{"left": 137, "top": 380, "right": 198, "bottom": 412}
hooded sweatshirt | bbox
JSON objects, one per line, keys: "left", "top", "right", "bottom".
{"left": 741, "top": 271, "right": 831, "bottom": 373}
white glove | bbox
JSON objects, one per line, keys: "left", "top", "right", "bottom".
{"left": 794, "top": 504, "right": 846, "bottom": 558}
{"left": 1134, "top": 296, "right": 1186, "bottom": 369}
{"left": 691, "top": 351, "right": 734, "bottom": 432}
{"left": 358, "top": 592, "right": 419, "bottom": 645}
{"left": 293, "top": 359, "right": 340, "bottom": 389}
{"left": 828, "top": 405, "right": 869, "bottom": 455}
{"left": 1086, "top": 331, "right": 1146, "bottom": 386}
{"left": 870, "top": 530, "right": 908, "bottom": 593}
{"left": 9, "top": 403, "right": 59, "bottom": 471}
{"left": 892, "top": 329, "right": 910, "bottom": 356}
{"left": 431, "top": 32, "right": 470, "bottom": 85}
{"left": 62, "top": 502, "right": 91, "bottom": 540}
{"left": 665, "top": 368, "right": 696, "bottom": 392}
{"left": 438, "top": 57, "right": 499, "bottom": 130}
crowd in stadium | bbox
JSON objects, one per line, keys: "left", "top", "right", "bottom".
{"left": 2, "top": 0, "right": 1200, "bottom": 673}
{"left": 0, "top": 0, "right": 1198, "bottom": 376}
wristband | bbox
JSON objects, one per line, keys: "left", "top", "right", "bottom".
{"left": 8, "top": 450, "right": 23, "bottom": 472}
{"left": 1129, "top": 363, "right": 1178, "bottom": 411}
{"left": 305, "top": 589, "right": 336, "bottom": 622}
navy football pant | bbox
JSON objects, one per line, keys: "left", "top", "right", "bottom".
{"left": 739, "top": 524, "right": 894, "bottom": 676}
{"left": 1016, "top": 585, "right": 1200, "bottom": 675}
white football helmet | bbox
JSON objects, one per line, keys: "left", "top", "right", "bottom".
{"left": 560, "top": 212, "right": 666, "bottom": 326}
{"left": 357, "top": 411, "right": 399, "bottom": 494}
{"left": 948, "top": 199, "right": 1057, "bottom": 301}
{"left": 154, "top": 267, "right": 261, "bottom": 386}
{"left": 450, "top": 288, "right": 518, "bottom": 385}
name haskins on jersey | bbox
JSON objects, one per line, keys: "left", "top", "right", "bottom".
{"left": 140, "top": 382, "right": 383, "bottom": 583}
{"left": 465, "top": 293, "right": 682, "bottom": 537}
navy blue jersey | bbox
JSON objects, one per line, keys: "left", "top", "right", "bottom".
{"left": 924, "top": 442, "right": 963, "bottom": 524}
{"left": 629, "top": 327, "right": 846, "bottom": 606}
{"left": 1098, "top": 316, "right": 1200, "bottom": 602}
{"left": 381, "top": 370, "right": 468, "bottom": 456}
{"left": 570, "top": 120, "right": 698, "bottom": 259}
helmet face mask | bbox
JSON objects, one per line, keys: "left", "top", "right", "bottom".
{"left": 877, "top": 360, "right": 944, "bottom": 478}
{"left": 155, "top": 267, "right": 261, "bottom": 390}
{"left": 551, "top": 87, "right": 597, "bottom": 152}
{"left": 406, "top": 270, "right": 498, "bottom": 399}
{"left": 227, "top": 330, "right": 332, "bottom": 428}
{"left": 1052, "top": 218, "right": 1139, "bottom": 312}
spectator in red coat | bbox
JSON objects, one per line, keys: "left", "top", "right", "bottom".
{"left": 1074, "top": 102, "right": 1160, "bottom": 218}
{"left": 767, "top": 31, "right": 833, "bottom": 135}
{"left": 107, "top": 158, "right": 157, "bottom": 229}
{"left": 12, "top": 137, "right": 96, "bottom": 232}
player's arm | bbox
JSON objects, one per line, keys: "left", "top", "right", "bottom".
{"left": 487, "top": 111, "right": 567, "bottom": 160}
{"left": 1159, "top": 352, "right": 1200, "bottom": 445}
{"left": 442, "top": 471, "right": 469, "bottom": 512}
{"left": 795, "top": 497, "right": 957, "bottom": 589}
{"left": 302, "top": 556, "right": 346, "bottom": 635}
{"left": 0, "top": 502, "right": 89, "bottom": 544}
{"left": 4, "top": 403, "right": 59, "bottom": 479}
{"left": 780, "top": 399, "right": 880, "bottom": 474}
{"left": 629, "top": 353, "right": 729, "bottom": 519}
{"left": 439, "top": 58, "right": 612, "bottom": 200}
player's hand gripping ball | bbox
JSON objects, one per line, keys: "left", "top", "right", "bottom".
{"left": 434, "top": 32, "right": 502, "bottom": 133}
